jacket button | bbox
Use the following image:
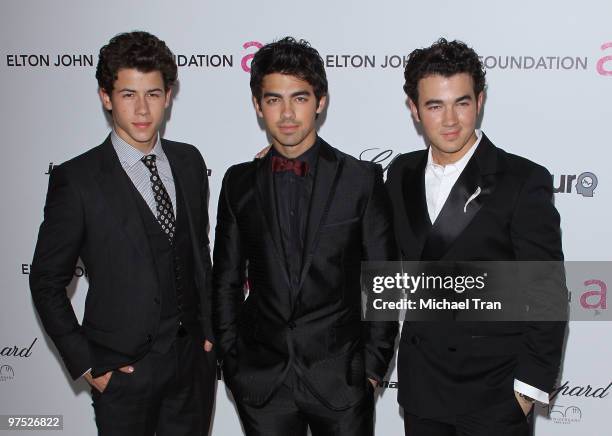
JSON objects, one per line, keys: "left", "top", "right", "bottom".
{"left": 411, "top": 335, "right": 420, "bottom": 345}
{"left": 147, "top": 334, "right": 153, "bottom": 343}
{"left": 288, "top": 321, "right": 296, "bottom": 330}
{"left": 154, "top": 297, "right": 160, "bottom": 304}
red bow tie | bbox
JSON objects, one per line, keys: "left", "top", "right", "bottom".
{"left": 271, "top": 156, "right": 309, "bottom": 177}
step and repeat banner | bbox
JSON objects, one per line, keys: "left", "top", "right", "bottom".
{"left": 1, "top": 1, "right": 610, "bottom": 434}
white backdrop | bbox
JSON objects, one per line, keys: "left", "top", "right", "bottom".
{"left": 1, "top": 1, "right": 611, "bottom": 434}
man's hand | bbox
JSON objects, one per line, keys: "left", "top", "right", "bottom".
{"left": 255, "top": 145, "right": 271, "bottom": 159}
{"left": 83, "top": 365, "right": 134, "bottom": 393}
{"left": 368, "top": 378, "right": 378, "bottom": 390}
{"left": 514, "top": 391, "right": 534, "bottom": 416}
{"left": 203, "top": 340, "right": 213, "bottom": 352}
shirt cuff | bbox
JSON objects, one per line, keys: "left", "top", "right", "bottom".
{"left": 81, "top": 368, "right": 92, "bottom": 378}
{"left": 514, "top": 378, "right": 550, "bottom": 404}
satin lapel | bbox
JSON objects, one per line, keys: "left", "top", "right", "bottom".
{"left": 94, "top": 137, "right": 152, "bottom": 259}
{"left": 164, "top": 143, "right": 206, "bottom": 284}
{"left": 255, "top": 153, "right": 291, "bottom": 286}
{"left": 402, "top": 151, "right": 431, "bottom": 259}
{"left": 163, "top": 142, "right": 196, "bottom": 224}
{"left": 421, "top": 136, "right": 499, "bottom": 260}
{"left": 296, "top": 141, "right": 340, "bottom": 296}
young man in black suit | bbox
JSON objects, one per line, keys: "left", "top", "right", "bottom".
{"left": 212, "top": 37, "right": 398, "bottom": 436}
{"left": 386, "top": 39, "right": 566, "bottom": 435}
{"left": 30, "top": 31, "right": 215, "bottom": 435}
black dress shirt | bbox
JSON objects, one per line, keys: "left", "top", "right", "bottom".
{"left": 270, "top": 138, "right": 320, "bottom": 287}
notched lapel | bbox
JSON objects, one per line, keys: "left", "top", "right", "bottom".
{"left": 255, "top": 154, "right": 291, "bottom": 285}
{"left": 402, "top": 152, "right": 431, "bottom": 258}
{"left": 94, "top": 139, "right": 152, "bottom": 259}
{"left": 164, "top": 144, "right": 196, "bottom": 223}
{"left": 297, "top": 141, "right": 341, "bottom": 293}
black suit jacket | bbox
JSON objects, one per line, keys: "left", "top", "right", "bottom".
{"left": 386, "top": 133, "right": 566, "bottom": 417}
{"left": 30, "top": 136, "right": 213, "bottom": 380}
{"left": 213, "top": 139, "right": 398, "bottom": 410}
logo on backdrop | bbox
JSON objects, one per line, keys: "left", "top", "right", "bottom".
{"left": 546, "top": 404, "right": 583, "bottom": 424}
{"left": 8, "top": 41, "right": 611, "bottom": 74}
{"left": 0, "top": 338, "right": 37, "bottom": 358}
{"left": 479, "top": 55, "right": 588, "bottom": 71}
{"left": 359, "top": 148, "right": 403, "bottom": 175}
{"left": 0, "top": 365, "right": 15, "bottom": 382}
{"left": 379, "top": 380, "right": 398, "bottom": 389}
{"left": 545, "top": 380, "right": 611, "bottom": 424}
{"left": 22, "top": 263, "right": 87, "bottom": 278}
{"left": 596, "top": 42, "right": 612, "bottom": 76}
{"left": 5, "top": 53, "right": 234, "bottom": 69}
{"left": 552, "top": 171, "right": 598, "bottom": 197}
{"left": 574, "top": 279, "right": 607, "bottom": 310}
{"left": 6, "top": 54, "right": 94, "bottom": 67}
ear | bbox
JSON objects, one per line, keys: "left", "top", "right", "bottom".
{"left": 252, "top": 95, "right": 263, "bottom": 118}
{"left": 408, "top": 98, "right": 421, "bottom": 122}
{"left": 99, "top": 88, "right": 113, "bottom": 111}
{"left": 315, "top": 94, "right": 328, "bottom": 114}
{"left": 476, "top": 91, "right": 484, "bottom": 114}
{"left": 164, "top": 87, "right": 173, "bottom": 109}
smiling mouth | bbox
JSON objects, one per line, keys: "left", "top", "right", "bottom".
{"left": 442, "top": 130, "right": 460, "bottom": 139}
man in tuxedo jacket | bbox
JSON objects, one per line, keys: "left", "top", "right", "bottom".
{"left": 30, "top": 31, "right": 215, "bottom": 435}
{"left": 213, "top": 37, "right": 398, "bottom": 436}
{"left": 386, "top": 39, "right": 566, "bottom": 435}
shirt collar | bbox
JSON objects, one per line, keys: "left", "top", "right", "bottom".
{"left": 269, "top": 136, "right": 320, "bottom": 172}
{"left": 426, "top": 130, "right": 483, "bottom": 175}
{"left": 111, "top": 130, "right": 165, "bottom": 168}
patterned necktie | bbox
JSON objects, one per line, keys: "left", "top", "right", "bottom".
{"left": 142, "top": 155, "right": 176, "bottom": 244}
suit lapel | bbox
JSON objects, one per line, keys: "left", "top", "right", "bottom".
{"left": 94, "top": 136, "right": 153, "bottom": 259}
{"left": 421, "top": 134, "right": 500, "bottom": 260}
{"left": 402, "top": 151, "right": 431, "bottom": 259}
{"left": 296, "top": 140, "right": 341, "bottom": 298}
{"left": 163, "top": 141, "right": 195, "bottom": 223}
{"left": 255, "top": 153, "right": 291, "bottom": 286}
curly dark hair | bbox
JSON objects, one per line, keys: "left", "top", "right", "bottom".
{"left": 403, "top": 38, "right": 486, "bottom": 103}
{"left": 96, "top": 31, "right": 177, "bottom": 95}
{"left": 250, "top": 37, "right": 328, "bottom": 103}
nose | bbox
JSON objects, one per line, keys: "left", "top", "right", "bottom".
{"left": 281, "top": 101, "right": 295, "bottom": 120}
{"left": 442, "top": 106, "right": 458, "bottom": 126}
{"left": 135, "top": 94, "right": 150, "bottom": 116}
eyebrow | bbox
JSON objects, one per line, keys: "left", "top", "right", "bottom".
{"left": 117, "top": 88, "right": 164, "bottom": 93}
{"left": 424, "top": 94, "right": 473, "bottom": 106}
{"left": 262, "top": 90, "right": 312, "bottom": 98}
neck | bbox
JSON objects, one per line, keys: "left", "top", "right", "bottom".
{"left": 273, "top": 136, "right": 317, "bottom": 159}
{"left": 115, "top": 129, "right": 157, "bottom": 154}
{"left": 431, "top": 131, "right": 478, "bottom": 166}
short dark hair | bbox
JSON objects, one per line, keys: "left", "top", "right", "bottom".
{"left": 403, "top": 38, "right": 486, "bottom": 103}
{"left": 96, "top": 31, "right": 177, "bottom": 95}
{"left": 250, "top": 37, "right": 328, "bottom": 103}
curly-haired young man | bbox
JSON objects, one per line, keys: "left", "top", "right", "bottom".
{"left": 30, "top": 31, "right": 216, "bottom": 435}
{"left": 386, "top": 38, "right": 566, "bottom": 436}
{"left": 213, "top": 37, "right": 398, "bottom": 436}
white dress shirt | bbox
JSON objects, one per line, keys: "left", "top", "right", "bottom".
{"left": 424, "top": 130, "right": 549, "bottom": 404}
{"left": 111, "top": 130, "right": 177, "bottom": 217}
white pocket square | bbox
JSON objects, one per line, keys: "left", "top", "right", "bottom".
{"left": 463, "top": 186, "right": 482, "bottom": 213}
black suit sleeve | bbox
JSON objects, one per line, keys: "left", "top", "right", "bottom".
{"left": 510, "top": 164, "right": 566, "bottom": 395}
{"left": 361, "top": 165, "right": 399, "bottom": 382}
{"left": 212, "top": 168, "right": 246, "bottom": 359}
{"left": 29, "top": 165, "right": 90, "bottom": 380}
{"left": 196, "top": 152, "right": 215, "bottom": 342}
